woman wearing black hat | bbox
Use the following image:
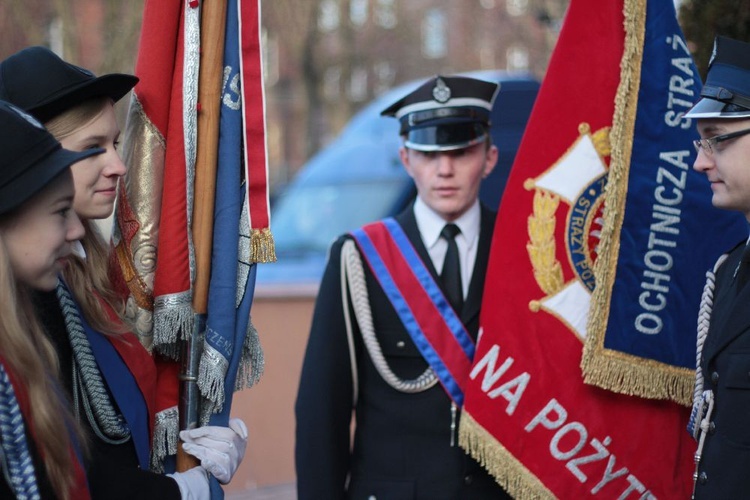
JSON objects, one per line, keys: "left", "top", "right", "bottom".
{"left": 0, "top": 100, "right": 105, "bottom": 499}
{"left": 0, "top": 47, "right": 246, "bottom": 500}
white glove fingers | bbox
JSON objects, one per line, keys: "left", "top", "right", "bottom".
{"left": 183, "top": 443, "right": 230, "bottom": 462}
{"left": 202, "top": 460, "right": 231, "bottom": 484}
{"left": 181, "top": 434, "right": 235, "bottom": 450}
{"left": 177, "top": 419, "right": 248, "bottom": 485}
{"left": 181, "top": 426, "right": 235, "bottom": 441}
{"left": 229, "top": 418, "right": 248, "bottom": 439}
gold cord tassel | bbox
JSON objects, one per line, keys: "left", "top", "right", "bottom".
{"left": 251, "top": 228, "right": 277, "bottom": 263}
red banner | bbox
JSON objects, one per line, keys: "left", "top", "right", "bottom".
{"left": 459, "top": 0, "right": 694, "bottom": 497}
{"left": 110, "top": 0, "right": 188, "bottom": 470}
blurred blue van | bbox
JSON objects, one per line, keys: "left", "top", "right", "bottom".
{"left": 258, "top": 70, "right": 540, "bottom": 293}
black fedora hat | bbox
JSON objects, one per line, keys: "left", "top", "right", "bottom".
{"left": 381, "top": 75, "right": 500, "bottom": 152}
{"left": 0, "top": 46, "right": 138, "bottom": 122}
{"left": 0, "top": 100, "right": 104, "bottom": 214}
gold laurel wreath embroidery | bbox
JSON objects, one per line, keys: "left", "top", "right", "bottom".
{"left": 526, "top": 190, "right": 564, "bottom": 297}
{"left": 525, "top": 124, "right": 611, "bottom": 309}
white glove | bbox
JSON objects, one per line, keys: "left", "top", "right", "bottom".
{"left": 167, "top": 466, "right": 210, "bottom": 500}
{"left": 179, "top": 417, "right": 248, "bottom": 484}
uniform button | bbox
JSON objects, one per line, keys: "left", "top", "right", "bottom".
{"left": 464, "top": 474, "right": 474, "bottom": 485}
{"left": 396, "top": 341, "right": 405, "bottom": 348}
{"left": 709, "top": 421, "right": 716, "bottom": 434}
{"left": 711, "top": 372, "right": 719, "bottom": 384}
{"left": 699, "top": 472, "right": 708, "bottom": 484}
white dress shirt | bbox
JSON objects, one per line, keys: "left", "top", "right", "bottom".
{"left": 413, "top": 197, "right": 481, "bottom": 300}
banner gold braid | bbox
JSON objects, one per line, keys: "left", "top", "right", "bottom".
{"left": 459, "top": 412, "right": 555, "bottom": 499}
{"left": 113, "top": 96, "right": 164, "bottom": 351}
{"left": 581, "top": 0, "right": 693, "bottom": 406}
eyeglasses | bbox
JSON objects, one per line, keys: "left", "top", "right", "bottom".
{"left": 693, "top": 126, "right": 750, "bottom": 155}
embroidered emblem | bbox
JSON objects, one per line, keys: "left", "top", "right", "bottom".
{"left": 432, "top": 77, "right": 451, "bottom": 103}
{"left": 525, "top": 123, "right": 611, "bottom": 340}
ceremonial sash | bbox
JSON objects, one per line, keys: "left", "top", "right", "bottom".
{"left": 100, "top": 298, "right": 158, "bottom": 442}
{"left": 351, "top": 218, "right": 474, "bottom": 406}
{"left": 77, "top": 303, "right": 152, "bottom": 470}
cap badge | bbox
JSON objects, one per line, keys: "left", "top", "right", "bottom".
{"left": 432, "top": 77, "right": 451, "bottom": 103}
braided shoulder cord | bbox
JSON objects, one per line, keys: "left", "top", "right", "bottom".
{"left": 0, "top": 363, "right": 40, "bottom": 500}
{"left": 341, "top": 240, "right": 438, "bottom": 394}
{"left": 341, "top": 241, "right": 360, "bottom": 407}
{"left": 688, "top": 254, "right": 727, "bottom": 439}
{"left": 56, "top": 283, "right": 130, "bottom": 444}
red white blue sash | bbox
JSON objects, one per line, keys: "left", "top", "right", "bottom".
{"left": 351, "top": 218, "right": 475, "bottom": 406}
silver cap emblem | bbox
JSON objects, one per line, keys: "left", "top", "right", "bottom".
{"left": 432, "top": 77, "right": 451, "bottom": 103}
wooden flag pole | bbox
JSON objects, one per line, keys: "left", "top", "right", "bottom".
{"left": 177, "top": 0, "right": 228, "bottom": 473}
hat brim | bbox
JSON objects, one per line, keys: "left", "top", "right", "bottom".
{"left": 0, "top": 145, "right": 104, "bottom": 214}
{"left": 685, "top": 97, "right": 750, "bottom": 119}
{"left": 30, "top": 73, "right": 138, "bottom": 122}
{"left": 404, "top": 122, "right": 488, "bottom": 152}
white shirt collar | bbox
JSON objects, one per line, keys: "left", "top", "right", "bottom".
{"left": 414, "top": 197, "right": 481, "bottom": 249}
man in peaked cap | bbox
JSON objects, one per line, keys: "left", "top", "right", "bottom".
{"left": 295, "top": 75, "right": 511, "bottom": 499}
{"left": 687, "top": 36, "right": 750, "bottom": 499}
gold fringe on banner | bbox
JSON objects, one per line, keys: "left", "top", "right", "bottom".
{"left": 250, "top": 227, "right": 277, "bottom": 263}
{"left": 581, "top": 0, "right": 693, "bottom": 407}
{"left": 459, "top": 412, "right": 556, "bottom": 499}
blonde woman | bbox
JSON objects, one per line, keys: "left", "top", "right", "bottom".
{"left": 0, "top": 47, "right": 247, "bottom": 500}
{"left": 0, "top": 99, "right": 105, "bottom": 499}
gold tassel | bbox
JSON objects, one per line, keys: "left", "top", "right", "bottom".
{"left": 250, "top": 227, "right": 277, "bottom": 263}
{"left": 459, "top": 412, "right": 556, "bottom": 499}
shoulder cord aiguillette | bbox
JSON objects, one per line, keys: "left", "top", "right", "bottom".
{"left": 341, "top": 240, "right": 438, "bottom": 405}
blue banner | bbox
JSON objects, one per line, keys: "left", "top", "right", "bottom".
{"left": 583, "top": 0, "right": 746, "bottom": 403}
{"left": 201, "top": 0, "right": 260, "bottom": 497}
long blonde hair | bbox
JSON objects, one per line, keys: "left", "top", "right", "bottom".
{"left": 45, "top": 98, "right": 126, "bottom": 335}
{"left": 0, "top": 227, "right": 82, "bottom": 500}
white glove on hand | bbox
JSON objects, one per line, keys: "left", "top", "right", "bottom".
{"left": 167, "top": 466, "right": 210, "bottom": 500}
{"left": 179, "top": 418, "right": 248, "bottom": 484}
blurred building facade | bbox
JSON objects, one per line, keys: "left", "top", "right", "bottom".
{"left": 261, "top": 0, "right": 567, "bottom": 190}
{"left": 0, "top": 0, "right": 567, "bottom": 196}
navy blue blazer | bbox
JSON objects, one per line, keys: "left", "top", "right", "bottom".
{"left": 694, "top": 240, "right": 750, "bottom": 499}
{"left": 295, "top": 204, "right": 511, "bottom": 499}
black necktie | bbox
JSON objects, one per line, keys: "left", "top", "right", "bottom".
{"left": 735, "top": 242, "right": 750, "bottom": 292}
{"left": 440, "top": 223, "right": 463, "bottom": 312}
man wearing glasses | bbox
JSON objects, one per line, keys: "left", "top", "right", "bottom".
{"left": 687, "top": 36, "right": 750, "bottom": 499}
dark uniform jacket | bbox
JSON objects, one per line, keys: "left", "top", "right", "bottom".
{"left": 694, "top": 240, "right": 750, "bottom": 499}
{"left": 295, "top": 204, "right": 511, "bottom": 500}
{"left": 34, "top": 289, "right": 181, "bottom": 500}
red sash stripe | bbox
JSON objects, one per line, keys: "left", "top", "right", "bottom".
{"left": 352, "top": 219, "right": 475, "bottom": 405}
